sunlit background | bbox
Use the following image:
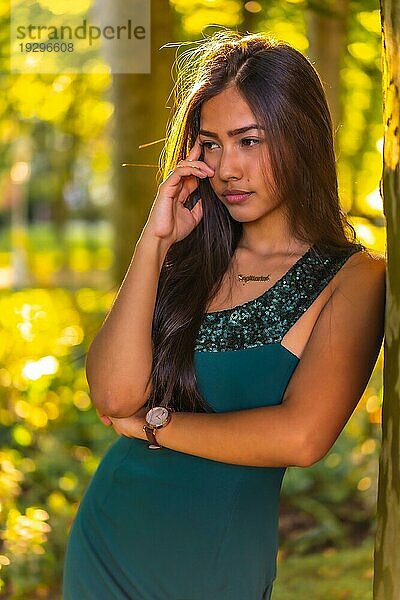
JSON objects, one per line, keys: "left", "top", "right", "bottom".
{"left": 0, "top": 1, "right": 385, "bottom": 598}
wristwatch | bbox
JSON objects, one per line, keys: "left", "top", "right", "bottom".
{"left": 143, "top": 406, "right": 173, "bottom": 449}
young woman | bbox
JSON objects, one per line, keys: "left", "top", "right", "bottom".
{"left": 62, "top": 30, "right": 386, "bottom": 599}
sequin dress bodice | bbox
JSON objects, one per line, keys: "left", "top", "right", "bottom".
{"left": 195, "top": 244, "right": 358, "bottom": 352}
{"left": 63, "top": 243, "right": 363, "bottom": 600}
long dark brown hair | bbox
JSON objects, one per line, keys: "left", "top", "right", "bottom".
{"left": 144, "top": 29, "right": 366, "bottom": 414}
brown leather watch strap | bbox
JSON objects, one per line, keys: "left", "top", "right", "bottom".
{"left": 143, "top": 425, "right": 162, "bottom": 449}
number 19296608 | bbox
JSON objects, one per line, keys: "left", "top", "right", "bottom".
{"left": 19, "top": 42, "right": 74, "bottom": 53}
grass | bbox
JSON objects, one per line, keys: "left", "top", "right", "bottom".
{"left": 272, "top": 537, "right": 374, "bottom": 599}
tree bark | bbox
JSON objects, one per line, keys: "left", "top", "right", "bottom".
{"left": 374, "top": 1, "right": 400, "bottom": 598}
{"left": 305, "top": 0, "right": 349, "bottom": 155}
{"left": 111, "top": 0, "right": 176, "bottom": 283}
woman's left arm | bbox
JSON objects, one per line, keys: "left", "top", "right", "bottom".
{"left": 109, "top": 252, "right": 386, "bottom": 469}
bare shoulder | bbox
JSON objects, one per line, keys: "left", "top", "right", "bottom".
{"left": 338, "top": 247, "right": 386, "bottom": 270}
{"left": 333, "top": 247, "right": 386, "bottom": 295}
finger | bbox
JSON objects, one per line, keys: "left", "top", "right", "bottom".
{"left": 190, "top": 197, "right": 203, "bottom": 225}
{"left": 187, "top": 135, "right": 203, "bottom": 160}
{"left": 177, "top": 185, "right": 202, "bottom": 207}
{"left": 165, "top": 165, "right": 210, "bottom": 185}
{"left": 180, "top": 138, "right": 214, "bottom": 174}
{"left": 177, "top": 160, "right": 214, "bottom": 176}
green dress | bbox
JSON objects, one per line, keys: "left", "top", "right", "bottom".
{"left": 62, "top": 244, "right": 362, "bottom": 600}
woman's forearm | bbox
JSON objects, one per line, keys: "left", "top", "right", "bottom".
{"left": 138, "top": 405, "right": 311, "bottom": 468}
{"left": 86, "top": 232, "right": 171, "bottom": 417}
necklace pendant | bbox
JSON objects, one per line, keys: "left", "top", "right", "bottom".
{"left": 237, "top": 273, "right": 271, "bottom": 285}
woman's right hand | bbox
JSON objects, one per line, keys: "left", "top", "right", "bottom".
{"left": 143, "top": 136, "right": 214, "bottom": 245}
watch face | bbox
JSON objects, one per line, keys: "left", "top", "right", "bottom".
{"left": 146, "top": 406, "right": 169, "bottom": 427}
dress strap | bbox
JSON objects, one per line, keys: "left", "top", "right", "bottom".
{"left": 194, "top": 245, "right": 363, "bottom": 353}
{"left": 274, "top": 244, "right": 363, "bottom": 343}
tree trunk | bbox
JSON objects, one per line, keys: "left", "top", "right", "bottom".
{"left": 305, "top": 0, "right": 349, "bottom": 155}
{"left": 374, "top": 1, "right": 400, "bottom": 598}
{"left": 111, "top": 0, "right": 176, "bottom": 283}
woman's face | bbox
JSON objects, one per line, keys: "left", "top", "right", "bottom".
{"left": 199, "top": 84, "right": 282, "bottom": 221}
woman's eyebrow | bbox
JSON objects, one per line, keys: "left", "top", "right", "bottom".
{"left": 199, "top": 124, "right": 264, "bottom": 138}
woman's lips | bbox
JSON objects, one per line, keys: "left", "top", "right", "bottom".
{"left": 223, "top": 192, "right": 253, "bottom": 203}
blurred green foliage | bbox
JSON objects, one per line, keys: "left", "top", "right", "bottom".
{"left": 274, "top": 536, "right": 374, "bottom": 599}
{"left": 0, "top": 279, "right": 117, "bottom": 598}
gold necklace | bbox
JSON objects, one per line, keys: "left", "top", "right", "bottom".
{"left": 236, "top": 249, "right": 297, "bottom": 286}
{"left": 237, "top": 273, "right": 271, "bottom": 285}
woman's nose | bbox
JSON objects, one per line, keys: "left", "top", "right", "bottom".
{"left": 217, "top": 149, "right": 243, "bottom": 181}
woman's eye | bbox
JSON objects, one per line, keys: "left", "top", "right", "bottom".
{"left": 202, "top": 141, "right": 218, "bottom": 150}
{"left": 241, "top": 138, "right": 260, "bottom": 146}
{"left": 201, "top": 138, "right": 260, "bottom": 150}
